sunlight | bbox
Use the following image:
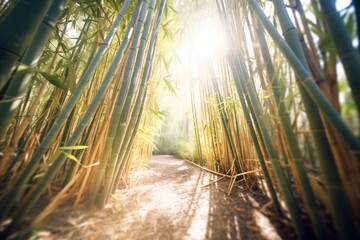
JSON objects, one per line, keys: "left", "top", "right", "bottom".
{"left": 175, "top": 15, "right": 226, "bottom": 70}
{"left": 252, "top": 210, "right": 282, "bottom": 240}
{"left": 191, "top": 17, "right": 223, "bottom": 60}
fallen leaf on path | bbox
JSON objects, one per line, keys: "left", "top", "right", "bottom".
{"left": 247, "top": 225, "right": 261, "bottom": 232}
{"left": 260, "top": 209, "right": 274, "bottom": 217}
{"left": 234, "top": 207, "right": 246, "bottom": 212}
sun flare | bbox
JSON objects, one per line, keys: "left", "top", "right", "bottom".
{"left": 191, "top": 18, "right": 224, "bottom": 59}
{"left": 176, "top": 15, "right": 226, "bottom": 69}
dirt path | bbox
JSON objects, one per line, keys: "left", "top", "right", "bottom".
{"left": 38, "top": 155, "right": 296, "bottom": 240}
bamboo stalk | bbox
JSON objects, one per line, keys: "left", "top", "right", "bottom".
{"left": 104, "top": 0, "right": 166, "bottom": 203}
{"left": 250, "top": 0, "right": 359, "bottom": 238}
{"left": 97, "top": 0, "right": 149, "bottom": 206}
{"left": 0, "top": 0, "right": 68, "bottom": 140}
{"left": 0, "top": 0, "right": 52, "bottom": 92}
{"left": 0, "top": 0, "right": 131, "bottom": 222}
{"left": 252, "top": 3, "right": 326, "bottom": 237}
{"left": 319, "top": 0, "right": 360, "bottom": 121}
{"left": 248, "top": 0, "right": 360, "bottom": 163}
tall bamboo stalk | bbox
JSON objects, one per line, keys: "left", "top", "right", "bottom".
{"left": 0, "top": 0, "right": 68, "bottom": 140}
{"left": 249, "top": 0, "right": 359, "bottom": 238}
{"left": 260, "top": 1, "right": 326, "bottom": 238}
{"left": 319, "top": 0, "right": 360, "bottom": 121}
{"left": 0, "top": 0, "right": 131, "bottom": 221}
{"left": 87, "top": 1, "right": 142, "bottom": 206}
{"left": 248, "top": 0, "right": 360, "bottom": 162}
{"left": 218, "top": 2, "right": 311, "bottom": 238}
{"left": 0, "top": 0, "right": 53, "bottom": 92}
{"left": 98, "top": 0, "right": 149, "bottom": 206}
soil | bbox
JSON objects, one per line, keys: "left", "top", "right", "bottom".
{"left": 29, "top": 155, "right": 297, "bottom": 240}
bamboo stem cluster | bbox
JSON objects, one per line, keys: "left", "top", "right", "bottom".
{"left": 186, "top": 0, "right": 359, "bottom": 239}
{"left": 0, "top": 0, "right": 166, "bottom": 237}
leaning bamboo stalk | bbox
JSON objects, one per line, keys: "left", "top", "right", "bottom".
{"left": 248, "top": 0, "right": 360, "bottom": 162}
{"left": 302, "top": 39, "right": 360, "bottom": 217}
{"left": 0, "top": 0, "right": 52, "bottom": 92}
{"left": 319, "top": 0, "right": 360, "bottom": 119}
{"left": 105, "top": 0, "right": 165, "bottom": 201}
{"left": 96, "top": 0, "right": 149, "bottom": 206}
{"left": 234, "top": 56, "right": 307, "bottom": 237}
{"left": 0, "top": 0, "right": 68, "bottom": 140}
{"left": 249, "top": 0, "right": 359, "bottom": 238}
{"left": 252, "top": 9, "right": 325, "bottom": 238}
{"left": 228, "top": 60, "right": 283, "bottom": 216}
{"left": 0, "top": 0, "right": 132, "bottom": 222}
{"left": 32, "top": 173, "right": 81, "bottom": 225}
{"left": 217, "top": 0, "right": 284, "bottom": 218}
{"left": 217, "top": 2, "right": 307, "bottom": 232}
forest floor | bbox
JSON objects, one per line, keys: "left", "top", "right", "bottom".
{"left": 30, "top": 155, "right": 297, "bottom": 240}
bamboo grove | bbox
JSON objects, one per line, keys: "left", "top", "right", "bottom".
{"left": 174, "top": 0, "right": 360, "bottom": 239}
{"left": 0, "top": 0, "right": 359, "bottom": 239}
{"left": 0, "top": 0, "right": 167, "bottom": 237}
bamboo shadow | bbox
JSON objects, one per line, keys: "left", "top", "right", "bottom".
{"left": 203, "top": 175, "right": 298, "bottom": 240}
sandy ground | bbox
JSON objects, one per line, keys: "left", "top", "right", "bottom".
{"left": 32, "top": 155, "right": 297, "bottom": 240}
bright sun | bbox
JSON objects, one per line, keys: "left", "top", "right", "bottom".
{"left": 175, "top": 15, "right": 225, "bottom": 69}
{"left": 191, "top": 17, "right": 223, "bottom": 59}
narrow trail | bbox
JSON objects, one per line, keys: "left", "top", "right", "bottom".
{"left": 39, "top": 155, "right": 296, "bottom": 240}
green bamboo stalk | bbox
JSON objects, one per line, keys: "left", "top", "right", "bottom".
{"left": 0, "top": 0, "right": 68, "bottom": 141}
{"left": 248, "top": 0, "right": 360, "bottom": 162}
{"left": 109, "top": 0, "right": 165, "bottom": 196}
{"left": 0, "top": 0, "right": 131, "bottom": 221}
{"left": 98, "top": 1, "right": 149, "bottom": 205}
{"left": 208, "top": 66, "right": 241, "bottom": 173}
{"left": 100, "top": 0, "right": 160, "bottom": 205}
{"left": 232, "top": 69, "right": 283, "bottom": 217}
{"left": 319, "top": 0, "right": 360, "bottom": 119}
{"left": 112, "top": 87, "right": 149, "bottom": 189}
{"left": 233, "top": 53, "right": 308, "bottom": 239}
{"left": 190, "top": 81, "right": 203, "bottom": 163}
{"left": 0, "top": 0, "right": 53, "bottom": 92}
{"left": 249, "top": 0, "right": 359, "bottom": 238}
{"left": 0, "top": 2, "right": 149, "bottom": 237}
{"left": 86, "top": 5, "right": 143, "bottom": 206}
{"left": 253, "top": 10, "right": 326, "bottom": 238}
{"left": 219, "top": 3, "right": 307, "bottom": 237}
{"left": 219, "top": 0, "right": 303, "bottom": 232}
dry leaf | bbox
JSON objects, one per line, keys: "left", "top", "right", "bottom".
{"left": 234, "top": 207, "right": 246, "bottom": 212}
{"left": 260, "top": 209, "right": 274, "bottom": 217}
{"left": 247, "top": 225, "right": 260, "bottom": 232}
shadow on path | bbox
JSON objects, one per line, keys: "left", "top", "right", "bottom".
{"left": 38, "top": 155, "right": 296, "bottom": 240}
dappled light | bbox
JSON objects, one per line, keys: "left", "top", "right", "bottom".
{"left": 25, "top": 156, "right": 294, "bottom": 239}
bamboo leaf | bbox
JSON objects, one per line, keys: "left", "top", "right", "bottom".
{"left": 61, "top": 150, "right": 79, "bottom": 162}
{"left": 58, "top": 145, "right": 89, "bottom": 150}
{"left": 345, "top": 12, "right": 355, "bottom": 39}
{"left": 38, "top": 71, "right": 68, "bottom": 91}
{"left": 163, "top": 77, "right": 177, "bottom": 96}
{"left": 150, "top": 109, "right": 166, "bottom": 120}
{"left": 13, "top": 63, "right": 32, "bottom": 76}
